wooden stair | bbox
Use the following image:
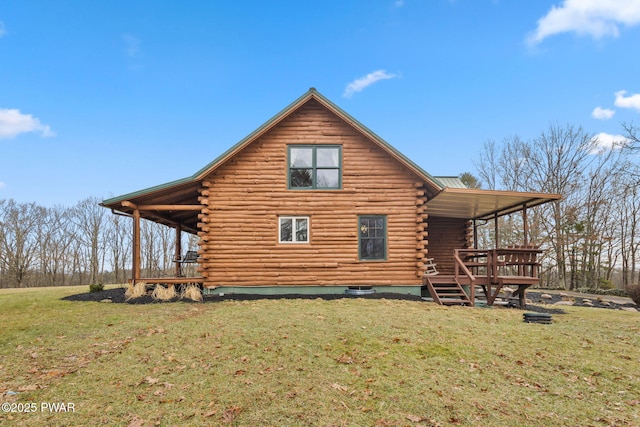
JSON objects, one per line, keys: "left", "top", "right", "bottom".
{"left": 424, "top": 275, "right": 473, "bottom": 306}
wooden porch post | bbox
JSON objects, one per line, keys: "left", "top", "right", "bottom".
{"left": 132, "top": 209, "right": 141, "bottom": 283}
{"left": 522, "top": 204, "right": 529, "bottom": 246}
{"left": 473, "top": 220, "right": 478, "bottom": 249}
{"left": 174, "top": 224, "right": 182, "bottom": 276}
{"left": 494, "top": 213, "right": 499, "bottom": 248}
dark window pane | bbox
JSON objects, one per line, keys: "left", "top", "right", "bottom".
{"left": 280, "top": 218, "right": 292, "bottom": 242}
{"left": 317, "top": 169, "right": 339, "bottom": 188}
{"left": 290, "top": 169, "right": 313, "bottom": 187}
{"left": 360, "top": 239, "right": 373, "bottom": 259}
{"left": 296, "top": 218, "right": 308, "bottom": 242}
{"left": 359, "top": 218, "right": 370, "bottom": 237}
{"left": 372, "top": 239, "right": 385, "bottom": 258}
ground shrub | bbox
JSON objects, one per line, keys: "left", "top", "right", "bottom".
{"left": 603, "top": 288, "right": 629, "bottom": 297}
{"left": 575, "top": 287, "right": 628, "bottom": 297}
{"left": 626, "top": 285, "right": 640, "bottom": 305}
{"left": 599, "top": 279, "right": 614, "bottom": 290}
{"left": 88, "top": 283, "right": 104, "bottom": 293}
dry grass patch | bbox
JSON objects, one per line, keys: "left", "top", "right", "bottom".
{"left": 151, "top": 284, "right": 177, "bottom": 301}
{"left": 181, "top": 284, "right": 203, "bottom": 302}
{"left": 1, "top": 287, "right": 639, "bottom": 426}
{"left": 125, "top": 282, "right": 147, "bottom": 301}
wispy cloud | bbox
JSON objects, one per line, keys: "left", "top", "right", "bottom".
{"left": 394, "top": 0, "right": 405, "bottom": 7}
{"left": 615, "top": 90, "right": 640, "bottom": 112}
{"left": 589, "top": 132, "right": 629, "bottom": 154}
{"left": 0, "top": 21, "right": 6, "bottom": 38}
{"left": 527, "top": 0, "right": 640, "bottom": 46}
{"left": 0, "top": 108, "right": 55, "bottom": 139}
{"left": 592, "top": 106, "right": 615, "bottom": 120}
{"left": 0, "top": 181, "right": 5, "bottom": 189}
{"left": 343, "top": 70, "right": 398, "bottom": 98}
{"left": 122, "top": 33, "right": 141, "bottom": 57}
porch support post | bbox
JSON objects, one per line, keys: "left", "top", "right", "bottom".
{"left": 132, "top": 209, "right": 141, "bottom": 283}
{"left": 494, "top": 212, "right": 499, "bottom": 248}
{"left": 174, "top": 224, "right": 182, "bottom": 276}
{"left": 473, "top": 220, "right": 478, "bottom": 249}
{"left": 522, "top": 204, "right": 529, "bottom": 246}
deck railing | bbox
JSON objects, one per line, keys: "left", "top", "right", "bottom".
{"left": 453, "top": 249, "right": 477, "bottom": 303}
{"left": 454, "top": 246, "right": 542, "bottom": 306}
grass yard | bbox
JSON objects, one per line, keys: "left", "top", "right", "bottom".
{"left": 1, "top": 286, "right": 639, "bottom": 426}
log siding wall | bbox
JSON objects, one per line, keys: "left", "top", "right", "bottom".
{"left": 197, "top": 100, "right": 427, "bottom": 288}
{"left": 426, "top": 216, "right": 473, "bottom": 274}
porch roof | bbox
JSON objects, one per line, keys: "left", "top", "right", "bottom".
{"left": 426, "top": 187, "right": 561, "bottom": 220}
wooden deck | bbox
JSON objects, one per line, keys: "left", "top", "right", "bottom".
{"left": 453, "top": 247, "right": 542, "bottom": 307}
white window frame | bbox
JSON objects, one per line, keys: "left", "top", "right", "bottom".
{"left": 278, "top": 216, "right": 310, "bottom": 243}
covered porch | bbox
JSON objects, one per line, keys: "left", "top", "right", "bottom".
{"left": 424, "top": 187, "right": 561, "bottom": 307}
{"left": 101, "top": 179, "right": 206, "bottom": 290}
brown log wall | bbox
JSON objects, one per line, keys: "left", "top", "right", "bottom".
{"left": 197, "top": 99, "right": 427, "bottom": 288}
{"left": 425, "top": 216, "right": 473, "bottom": 274}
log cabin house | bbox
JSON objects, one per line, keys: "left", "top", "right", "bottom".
{"left": 101, "top": 88, "right": 561, "bottom": 306}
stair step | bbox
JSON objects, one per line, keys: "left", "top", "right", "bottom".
{"left": 424, "top": 275, "right": 473, "bottom": 307}
{"left": 440, "top": 299, "right": 471, "bottom": 305}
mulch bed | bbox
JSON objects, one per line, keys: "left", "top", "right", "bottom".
{"left": 61, "top": 287, "right": 425, "bottom": 305}
{"left": 62, "top": 288, "right": 637, "bottom": 315}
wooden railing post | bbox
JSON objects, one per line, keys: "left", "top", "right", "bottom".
{"left": 132, "top": 209, "right": 141, "bottom": 283}
{"left": 174, "top": 224, "right": 182, "bottom": 276}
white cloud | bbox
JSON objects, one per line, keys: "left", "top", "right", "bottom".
{"left": 592, "top": 106, "right": 615, "bottom": 120}
{"left": 394, "top": 0, "right": 405, "bottom": 7}
{"left": 0, "top": 22, "right": 6, "bottom": 38}
{"left": 122, "top": 33, "right": 141, "bottom": 57}
{"left": 0, "top": 108, "right": 55, "bottom": 139}
{"left": 589, "top": 132, "right": 629, "bottom": 154}
{"left": 614, "top": 90, "right": 640, "bottom": 112}
{"left": 0, "top": 182, "right": 5, "bottom": 189}
{"left": 343, "top": 70, "right": 398, "bottom": 98}
{"left": 527, "top": 0, "right": 640, "bottom": 45}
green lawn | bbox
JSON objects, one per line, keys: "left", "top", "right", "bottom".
{"left": 1, "top": 286, "right": 639, "bottom": 426}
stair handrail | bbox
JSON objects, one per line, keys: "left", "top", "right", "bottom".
{"left": 454, "top": 249, "right": 477, "bottom": 304}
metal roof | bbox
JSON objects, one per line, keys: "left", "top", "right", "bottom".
{"left": 426, "top": 187, "right": 561, "bottom": 220}
{"left": 434, "top": 176, "right": 468, "bottom": 189}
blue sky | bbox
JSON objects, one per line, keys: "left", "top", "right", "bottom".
{"left": 2, "top": 0, "right": 640, "bottom": 206}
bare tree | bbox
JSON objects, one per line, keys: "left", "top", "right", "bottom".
{"left": 0, "top": 200, "right": 45, "bottom": 287}
{"left": 73, "top": 197, "right": 106, "bottom": 285}
{"left": 105, "top": 212, "right": 131, "bottom": 284}
{"left": 474, "top": 140, "right": 499, "bottom": 190}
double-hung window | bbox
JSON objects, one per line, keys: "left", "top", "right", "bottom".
{"left": 288, "top": 145, "right": 341, "bottom": 189}
{"left": 359, "top": 215, "right": 386, "bottom": 260}
{"left": 279, "top": 216, "right": 309, "bottom": 243}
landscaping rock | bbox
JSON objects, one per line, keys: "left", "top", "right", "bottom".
{"left": 541, "top": 293, "right": 553, "bottom": 302}
{"left": 553, "top": 300, "right": 574, "bottom": 306}
{"left": 620, "top": 307, "right": 638, "bottom": 312}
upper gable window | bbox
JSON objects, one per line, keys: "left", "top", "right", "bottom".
{"left": 288, "top": 145, "right": 341, "bottom": 189}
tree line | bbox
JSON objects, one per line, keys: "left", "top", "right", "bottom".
{"left": 0, "top": 197, "right": 197, "bottom": 288}
{"left": 1, "top": 123, "right": 639, "bottom": 290}
{"left": 474, "top": 123, "right": 640, "bottom": 291}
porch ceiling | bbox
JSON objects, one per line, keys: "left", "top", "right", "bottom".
{"left": 101, "top": 180, "right": 202, "bottom": 234}
{"left": 426, "top": 187, "right": 561, "bottom": 220}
